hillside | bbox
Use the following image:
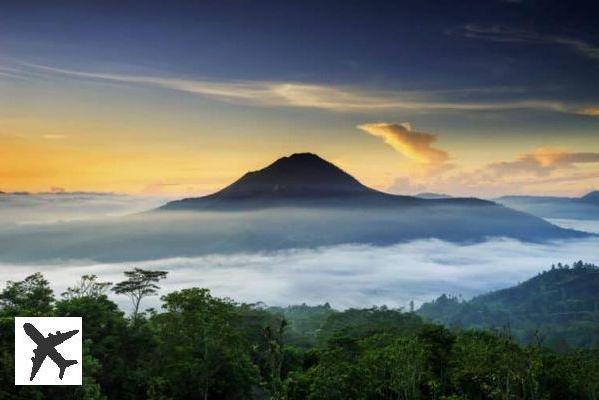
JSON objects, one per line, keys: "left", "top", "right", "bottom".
{"left": 418, "top": 261, "right": 599, "bottom": 349}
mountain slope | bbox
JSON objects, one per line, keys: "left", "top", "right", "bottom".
{"left": 162, "top": 153, "right": 422, "bottom": 210}
{"left": 418, "top": 261, "right": 599, "bottom": 349}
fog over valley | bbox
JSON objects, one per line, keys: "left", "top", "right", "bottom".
{"left": 0, "top": 193, "right": 170, "bottom": 225}
{"left": 1, "top": 194, "right": 598, "bottom": 311}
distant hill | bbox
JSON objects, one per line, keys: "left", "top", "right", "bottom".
{"left": 581, "top": 190, "right": 599, "bottom": 203}
{"left": 415, "top": 192, "right": 452, "bottom": 199}
{"left": 496, "top": 191, "right": 599, "bottom": 220}
{"left": 418, "top": 261, "right": 599, "bottom": 350}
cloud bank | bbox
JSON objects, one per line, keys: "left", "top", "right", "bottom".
{"left": 0, "top": 195, "right": 597, "bottom": 312}
{"left": 1, "top": 235, "right": 598, "bottom": 312}
{"left": 0, "top": 193, "right": 168, "bottom": 226}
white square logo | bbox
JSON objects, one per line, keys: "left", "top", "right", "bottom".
{"left": 14, "top": 317, "right": 82, "bottom": 385}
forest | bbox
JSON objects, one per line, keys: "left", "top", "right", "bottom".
{"left": 1, "top": 265, "right": 598, "bottom": 400}
{"left": 418, "top": 261, "right": 599, "bottom": 350}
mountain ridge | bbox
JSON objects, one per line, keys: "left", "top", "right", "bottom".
{"left": 496, "top": 191, "right": 599, "bottom": 220}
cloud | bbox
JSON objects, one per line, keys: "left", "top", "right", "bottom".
{"left": 576, "top": 107, "right": 599, "bottom": 116}
{"left": 1, "top": 234, "right": 598, "bottom": 311}
{"left": 385, "top": 148, "right": 599, "bottom": 197}
{"left": 455, "top": 24, "right": 599, "bottom": 60}
{"left": 7, "top": 62, "right": 596, "bottom": 116}
{"left": 358, "top": 122, "right": 450, "bottom": 165}
{"left": 0, "top": 193, "right": 168, "bottom": 225}
{"left": 386, "top": 177, "right": 426, "bottom": 194}
{"left": 0, "top": 193, "right": 598, "bottom": 312}
{"left": 483, "top": 149, "right": 599, "bottom": 178}
{"left": 358, "top": 127, "right": 599, "bottom": 197}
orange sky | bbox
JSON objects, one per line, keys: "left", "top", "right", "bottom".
{"left": 1, "top": 64, "right": 598, "bottom": 198}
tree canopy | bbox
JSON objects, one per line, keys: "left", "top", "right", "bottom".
{"left": 1, "top": 265, "right": 598, "bottom": 399}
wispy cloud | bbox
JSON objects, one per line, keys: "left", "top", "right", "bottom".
{"left": 358, "top": 122, "right": 450, "bottom": 165}
{"left": 481, "top": 149, "right": 599, "bottom": 178}
{"left": 455, "top": 24, "right": 599, "bottom": 60}
{"left": 576, "top": 107, "right": 599, "bottom": 116}
{"left": 7, "top": 62, "right": 596, "bottom": 116}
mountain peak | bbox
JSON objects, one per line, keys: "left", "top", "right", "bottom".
{"left": 211, "top": 153, "right": 372, "bottom": 199}
{"left": 266, "top": 152, "right": 345, "bottom": 174}
{"left": 278, "top": 152, "right": 325, "bottom": 162}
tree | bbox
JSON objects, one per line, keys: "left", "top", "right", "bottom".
{"left": 262, "top": 318, "right": 287, "bottom": 399}
{"left": 0, "top": 273, "right": 54, "bottom": 316}
{"left": 62, "top": 274, "right": 112, "bottom": 300}
{"left": 55, "top": 288, "right": 130, "bottom": 399}
{"left": 153, "top": 288, "right": 257, "bottom": 400}
{"left": 112, "top": 268, "right": 167, "bottom": 320}
{"left": 0, "top": 274, "right": 54, "bottom": 400}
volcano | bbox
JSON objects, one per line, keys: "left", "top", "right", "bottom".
{"left": 0, "top": 154, "right": 588, "bottom": 264}
{"left": 162, "top": 153, "right": 458, "bottom": 210}
{"left": 157, "top": 153, "right": 587, "bottom": 243}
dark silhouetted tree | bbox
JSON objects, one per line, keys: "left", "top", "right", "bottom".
{"left": 112, "top": 268, "right": 167, "bottom": 320}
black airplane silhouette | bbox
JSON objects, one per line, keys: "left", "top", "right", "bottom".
{"left": 23, "top": 322, "right": 79, "bottom": 381}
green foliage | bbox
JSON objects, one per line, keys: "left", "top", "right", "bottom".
{"left": 267, "top": 303, "right": 336, "bottom": 347}
{"left": 1, "top": 269, "right": 599, "bottom": 399}
{"left": 151, "top": 288, "right": 258, "bottom": 399}
{"left": 418, "top": 261, "right": 599, "bottom": 349}
{"left": 112, "top": 268, "right": 167, "bottom": 319}
{"left": 62, "top": 274, "right": 112, "bottom": 300}
{"left": 0, "top": 273, "right": 54, "bottom": 316}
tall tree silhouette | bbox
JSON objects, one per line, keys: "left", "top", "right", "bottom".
{"left": 112, "top": 268, "right": 167, "bottom": 320}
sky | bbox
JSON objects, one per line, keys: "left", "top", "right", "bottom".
{"left": 1, "top": 0, "right": 598, "bottom": 197}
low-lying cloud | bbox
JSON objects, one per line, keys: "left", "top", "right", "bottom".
{"left": 0, "top": 195, "right": 597, "bottom": 312}
{"left": 1, "top": 235, "right": 598, "bottom": 312}
{"left": 0, "top": 193, "right": 168, "bottom": 225}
